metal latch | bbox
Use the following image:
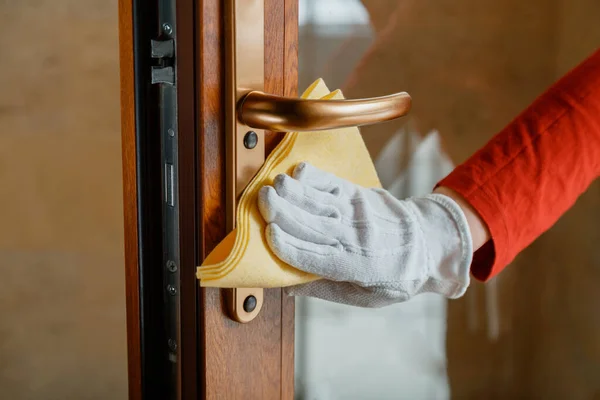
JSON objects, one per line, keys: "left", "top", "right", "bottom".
{"left": 151, "top": 38, "right": 175, "bottom": 85}
{"left": 154, "top": 17, "right": 179, "bottom": 400}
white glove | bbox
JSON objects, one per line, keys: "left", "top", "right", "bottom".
{"left": 258, "top": 162, "right": 473, "bottom": 308}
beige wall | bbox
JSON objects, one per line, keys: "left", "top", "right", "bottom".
{"left": 0, "top": 1, "right": 127, "bottom": 399}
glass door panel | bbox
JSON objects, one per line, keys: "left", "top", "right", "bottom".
{"left": 295, "top": 1, "right": 600, "bottom": 398}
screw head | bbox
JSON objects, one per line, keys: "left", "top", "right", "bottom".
{"left": 243, "top": 295, "right": 257, "bottom": 313}
{"left": 167, "top": 128, "right": 175, "bottom": 137}
{"left": 166, "top": 260, "right": 177, "bottom": 272}
{"left": 167, "top": 285, "right": 177, "bottom": 296}
{"left": 243, "top": 131, "right": 258, "bottom": 149}
{"left": 162, "top": 23, "right": 173, "bottom": 35}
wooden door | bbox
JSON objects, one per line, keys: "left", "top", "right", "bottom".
{"left": 119, "top": 0, "right": 298, "bottom": 398}
{"left": 198, "top": 0, "right": 298, "bottom": 398}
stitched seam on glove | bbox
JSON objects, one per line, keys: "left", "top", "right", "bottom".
{"left": 273, "top": 199, "right": 340, "bottom": 239}
{"left": 338, "top": 217, "right": 406, "bottom": 232}
{"left": 403, "top": 199, "right": 434, "bottom": 278}
{"left": 339, "top": 240, "right": 413, "bottom": 258}
{"left": 360, "top": 278, "right": 423, "bottom": 289}
{"left": 346, "top": 195, "right": 411, "bottom": 224}
{"left": 278, "top": 237, "right": 341, "bottom": 256}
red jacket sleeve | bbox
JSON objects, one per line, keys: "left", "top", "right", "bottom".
{"left": 438, "top": 48, "right": 600, "bottom": 281}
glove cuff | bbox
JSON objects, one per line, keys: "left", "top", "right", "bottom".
{"left": 420, "top": 193, "right": 473, "bottom": 298}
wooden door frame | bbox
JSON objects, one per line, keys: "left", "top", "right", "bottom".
{"left": 120, "top": 0, "right": 298, "bottom": 398}
{"left": 119, "top": 0, "right": 169, "bottom": 398}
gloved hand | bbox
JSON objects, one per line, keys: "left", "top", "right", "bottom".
{"left": 258, "top": 162, "right": 473, "bottom": 308}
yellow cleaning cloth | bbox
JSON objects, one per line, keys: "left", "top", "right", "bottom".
{"left": 197, "top": 79, "right": 381, "bottom": 288}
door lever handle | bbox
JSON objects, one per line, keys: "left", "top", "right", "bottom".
{"left": 239, "top": 91, "right": 412, "bottom": 132}
{"left": 220, "top": 0, "right": 413, "bottom": 324}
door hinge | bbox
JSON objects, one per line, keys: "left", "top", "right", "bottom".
{"left": 151, "top": 38, "right": 175, "bottom": 85}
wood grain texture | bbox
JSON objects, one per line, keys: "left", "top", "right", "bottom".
{"left": 198, "top": 0, "right": 298, "bottom": 398}
{"left": 197, "top": 1, "right": 226, "bottom": 398}
{"left": 264, "top": 0, "right": 285, "bottom": 155}
{"left": 284, "top": 0, "right": 299, "bottom": 99}
{"left": 118, "top": 0, "right": 142, "bottom": 398}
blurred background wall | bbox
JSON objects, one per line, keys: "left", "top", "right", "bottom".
{"left": 297, "top": 0, "right": 600, "bottom": 399}
{"left": 296, "top": 3, "right": 454, "bottom": 398}
{"left": 0, "top": 1, "right": 127, "bottom": 399}
{"left": 1, "top": 0, "right": 599, "bottom": 399}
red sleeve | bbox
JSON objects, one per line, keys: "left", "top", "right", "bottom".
{"left": 438, "top": 48, "right": 600, "bottom": 281}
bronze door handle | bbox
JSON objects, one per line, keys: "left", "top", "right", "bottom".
{"left": 222, "top": 0, "right": 412, "bottom": 324}
{"left": 238, "top": 91, "right": 412, "bottom": 132}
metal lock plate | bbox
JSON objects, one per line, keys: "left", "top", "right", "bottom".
{"left": 224, "top": 0, "right": 266, "bottom": 323}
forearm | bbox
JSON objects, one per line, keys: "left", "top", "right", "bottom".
{"left": 436, "top": 48, "right": 600, "bottom": 281}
